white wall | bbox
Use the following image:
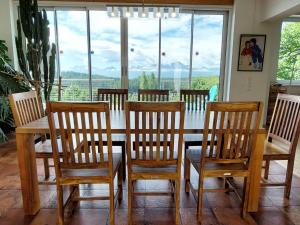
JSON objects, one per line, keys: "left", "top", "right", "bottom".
{"left": 0, "top": 0, "right": 17, "bottom": 66}
{"left": 225, "top": 0, "right": 282, "bottom": 123}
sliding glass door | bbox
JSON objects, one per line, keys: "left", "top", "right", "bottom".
{"left": 89, "top": 11, "right": 122, "bottom": 100}
{"left": 128, "top": 18, "right": 160, "bottom": 100}
{"left": 161, "top": 13, "right": 192, "bottom": 100}
{"left": 192, "top": 14, "right": 224, "bottom": 100}
{"left": 57, "top": 10, "right": 90, "bottom": 101}
{"left": 45, "top": 8, "right": 228, "bottom": 101}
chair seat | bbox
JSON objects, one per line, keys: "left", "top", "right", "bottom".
{"left": 193, "top": 161, "right": 248, "bottom": 177}
{"left": 264, "top": 141, "right": 290, "bottom": 156}
{"left": 186, "top": 149, "right": 248, "bottom": 177}
{"left": 186, "top": 149, "right": 216, "bottom": 163}
{"left": 60, "top": 153, "right": 122, "bottom": 184}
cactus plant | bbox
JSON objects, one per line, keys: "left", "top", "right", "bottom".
{"left": 15, "top": 0, "right": 56, "bottom": 103}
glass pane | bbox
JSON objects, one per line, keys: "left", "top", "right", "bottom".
{"left": 57, "top": 10, "right": 90, "bottom": 101}
{"left": 192, "top": 14, "right": 224, "bottom": 100}
{"left": 90, "top": 11, "right": 121, "bottom": 100}
{"left": 128, "top": 17, "right": 159, "bottom": 100}
{"left": 161, "top": 14, "right": 192, "bottom": 100}
{"left": 44, "top": 10, "right": 58, "bottom": 101}
{"left": 277, "top": 21, "right": 300, "bottom": 84}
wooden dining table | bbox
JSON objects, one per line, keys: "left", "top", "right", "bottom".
{"left": 15, "top": 110, "right": 266, "bottom": 215}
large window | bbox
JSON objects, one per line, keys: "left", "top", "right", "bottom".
{"left": 57, "top": 10, "right": 90, "bottom": 101}
{"left": 128, "top": 17, "right": 159, "bottom": 100}
{"left": 90, "top": 11, "right": 121, "bottom": 99}
{"left": 44, "top": 8, "right": 228, "bottom": 101}
{"left": 161, "top": 13, "right": 191, "bottom": 100}
{"left": 277, "top": 20, "right": 300, "bottom": 85}
{"left": 192, "top": 14, "right": 224, "bottom": 92}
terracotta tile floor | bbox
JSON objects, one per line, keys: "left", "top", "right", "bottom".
{"left": 0, "top": 136, "right": 300, "bottom": 225}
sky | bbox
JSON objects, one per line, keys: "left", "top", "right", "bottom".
{"left": 47, "top": 10, "right": 223, "bottom": 78}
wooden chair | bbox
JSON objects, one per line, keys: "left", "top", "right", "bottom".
{"left": 47, "top": 101, "right": 123, "bottom": 225}
{"left": 97, "top": 88, "right": 128, "bottom": 180}
{"left": 125, "top": 101, "right": 185, "bottom": 225}
{"left": 97, "top": 88, "right": 128, "bottom": 110}
{"left": 184, "top": 101, "right": 263, "bottom": 221}
{"left": 180, "top": 89, "right": 209, "bottom": 111}
{"left": 138, "top": 89, "right": 169, "bottom": 101}
{"left": 180, "top": 89, "right": 210, "bottom": 182}
{"left": 9, "top": 91, "right": 54, "bottom": 182}
{"left": 262, "top": 94, "right": 300, "bottom": 198}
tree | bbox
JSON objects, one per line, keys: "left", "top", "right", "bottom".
{"left": 139, "top": 72, "right": 148, "bottom": 89}
{"left": 277, "top": 22, "right": 300, "bottom": 82}
{"left": 148, "top": 72, "right": 157, "bottom": 89}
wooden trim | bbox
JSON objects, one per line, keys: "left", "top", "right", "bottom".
{"left": 38, "top": 0, "right": 234, "bottom": 5}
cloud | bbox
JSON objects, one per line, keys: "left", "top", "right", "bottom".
{"left": 46, "top": 9, "right": 223, "bottom": 76}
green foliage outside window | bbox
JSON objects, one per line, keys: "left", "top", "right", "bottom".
{"left": 277, "top": 22, "right": 300, "bottom": 83}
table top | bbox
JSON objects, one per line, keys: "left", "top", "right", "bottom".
{"left": 16, "top": 110, "right": 266, "bottom": 134}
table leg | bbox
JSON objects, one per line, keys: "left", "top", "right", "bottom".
{"left": 16, "top": 133, "right": 40, "bottom": 215}
{"left": 247, "top": 132, "right": 266, "bottom": 212}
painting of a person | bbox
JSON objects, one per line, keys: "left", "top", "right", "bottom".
{"left": 238, "top": 35, "right": 266, "bottom": 71}
{"left": 249, "top": 38, "right": 263, "bottom": 70}
{"left": 240, "top": 40, "right": 252, "bottom": 68}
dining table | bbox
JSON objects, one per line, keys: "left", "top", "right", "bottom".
{"left": 15, "top": 110, "right": 266, "bottom": 215}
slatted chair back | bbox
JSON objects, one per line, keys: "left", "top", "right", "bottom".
{"left": 180, "top": 89, "right": 209, "bottom": 111}
{"left": 125, "top": 101, "right": 185, "bottom": 169}
{"left": 138, "top": 89, "right": 169, "bottom": 102}
{"left": 201, "top": 102, "right": 263, "bottom": 165}
{"left": 47, "top": 102, "right": 113, "bottom": 176}
{"left": 9, "top": 91, "right": 43, "bottom": 127}
{"left": 268, "top": 94, "right": 300, "bottom": 149}
{"left": 97, "top": 89, "right": 128, "bottom": 110}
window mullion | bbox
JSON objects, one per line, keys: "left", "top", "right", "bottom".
{"left": 86, "top": 9, "right": 92, "bottom": 101}
{"left": 189, "top": 12, "right": 194, "bottom": 89}
{"left": 54, "top": 9, "right": 61, "bottom": 79}
{"left": 158, "top": 18, "right": 162, "bottom": 89}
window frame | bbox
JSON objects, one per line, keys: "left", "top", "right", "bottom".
{"left": 19, "top": 4, "right": 230, "bottom": 101}
{"left": 277, "top": 18, "right": 300, "bottom": 86}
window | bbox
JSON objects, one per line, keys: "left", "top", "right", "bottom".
{"left": 90, "top": 10, "right": 122, "bottom": 99}
{"left": 56, "top": 10, "right": 90, "bottom": 101}
{"left": 161, "top": 13, "right": 192, "bottom": 100}
{"left": 277, "top": 19, "right": 300, "bottom": 85}
{"left": 192, "top": 14, "right": 224, "bottom": 94}
{"left": 42, "top": 8, "right": 228, "bottom": 101}
{"left": 128, "top": 17, "right": 159, "bottom": 100}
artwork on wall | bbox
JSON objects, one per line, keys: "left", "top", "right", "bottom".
{"left": 237, "top": 34, "right": 266, "bottom": 72}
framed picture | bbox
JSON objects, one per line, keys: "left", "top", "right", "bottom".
{"left": 237, "top": 34, "right": 266, "bottom": 72}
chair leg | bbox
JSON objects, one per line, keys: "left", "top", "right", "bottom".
{"left": 121, "top": 143, "right": 126, "bottom": 181}
{"left": 57, "top": 186, "right": 64, "bottom": 225}
{"left": 175, "top": 179, "right": 181, "bottom": 225}
{"left": 109, "top": 181, "right": 115, "bottom": 225}
{"left": 128, "top": 179, "right": 133, "bottom": 225}
{"left": 264, "top": 160, "right": 270, "bottom": 180}
{"left": 285, "top": 159, "right": 295, "bottom": 198}
{"left": 197, "top": 175, "right": 204, "bottom": 222}
{"left": 43, "top": 158, "right": 50, "bottom": 179}
{"left": 224, "top": 178, "right": 230, "bottom": 191}
{"left": 242, "top": 177, "right": 250, "bottom": 218}
{"left": 184, "top": 143, "right": 190, "bottom": 193}
{"left": 118, "top": 165, "right": 123, "bottom": 202}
